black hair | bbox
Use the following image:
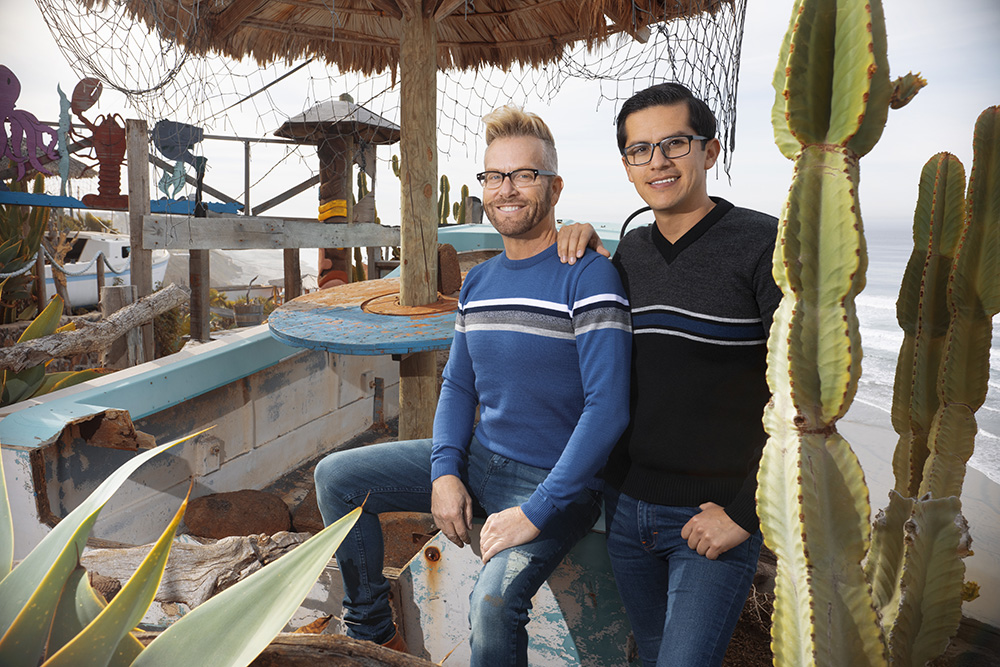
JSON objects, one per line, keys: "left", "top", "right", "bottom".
{"left": 615, "top": 83, "right": 717, "bottom": 154}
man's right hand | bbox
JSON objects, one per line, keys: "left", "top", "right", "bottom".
{"left": 432, "top": 474, "right": 473, "bottom": 548}
{"left": 557, "top": 222, "right": 609, "bottom": 264}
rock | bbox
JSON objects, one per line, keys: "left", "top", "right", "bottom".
{"left": 186, "top": 489, "right": 292, "bottom": 539}
{"left": 292, "top": 488, "right": 325, "bottom": 535}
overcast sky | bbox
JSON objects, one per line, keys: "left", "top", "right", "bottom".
{"left": 3, "top": 0, "right": 999, "bottom": 229}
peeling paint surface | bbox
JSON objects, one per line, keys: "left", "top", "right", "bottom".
{"left": 268, "top": 278, "right": 458, "bottom": 355}
{"left": 398, "top": 524, "right": 630, "bottom": 665}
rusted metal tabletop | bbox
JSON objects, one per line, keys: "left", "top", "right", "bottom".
{"left": 268, "top": 278, "right": 458, "bottom": 355}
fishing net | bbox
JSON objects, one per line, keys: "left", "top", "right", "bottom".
{"left": 31, "top": 0, "right": 746, "bottom": 186}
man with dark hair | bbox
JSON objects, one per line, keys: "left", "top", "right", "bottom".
{"left": 558, "top": 82, "right": 782, "bottom": 666}
{"left": 316, "top": 106, "right": 631, "bottom": 667}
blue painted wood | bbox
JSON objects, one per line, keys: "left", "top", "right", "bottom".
{"left": 149, "top": 200, "right": 243, "bottom": 214}
{"left": 0, "top": 191, "right": 86, "bottom": 208}
{"left": 268, "top": 278, "right": 457, "bottom": 356}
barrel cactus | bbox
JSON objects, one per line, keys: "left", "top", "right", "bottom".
{"left": 760, "top": 0, "right": 999, "bottom": 664}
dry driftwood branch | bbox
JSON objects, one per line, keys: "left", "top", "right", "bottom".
{"left": 0, "top": 283, "right": 189, "bottom": 372}
{"left": 81, "top": 532, "right": 309, "bottom": 607}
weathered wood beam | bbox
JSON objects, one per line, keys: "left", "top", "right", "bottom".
{"left": 367, "top": 0, "right": 404, "bottom": 20}
{"left": 143, "top": 215, "right": 400, "bottom": 250}
{"left": 212, "top": 0, "right": 269, "bottom": 39}
{"left": 252, "top": 175, "right": 320, "bottom": 215}
{"left": 397, "top": 11, "right": 439, "bottom": 440}
{"left": 0, "top": 284, "right": 188, "bottom": 373}
{"left": 433, "top": 0, "right": 467, "bottom": 21}
{"left": 126, "top": 119, "right": 154, "bottom": 361}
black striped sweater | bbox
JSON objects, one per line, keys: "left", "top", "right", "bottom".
{"left": 605, "top": 198, "right": 782, "bottom": 533}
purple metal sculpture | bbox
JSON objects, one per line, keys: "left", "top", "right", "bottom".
{"left": 0, "top": 65, "right": 59, "bottom": 180}
{"left": 72, "top": 77, "right": 128, "bottom": 209}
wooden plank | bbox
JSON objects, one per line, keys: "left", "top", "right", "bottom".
{"left": 100, "top": 285, "right": 141, "bottom": 369}
{"left": 126, "top": 119, "right": 154, "bottom": 360}
{"left": 189, "top": 249, "right": 211, "bottom": 342}
{"left": 142, "top": 216, "right": 400, "bottom": 250}
{"left": 283, "top": 249, "right": 302, "bottom": 301}
{"left": 252, "top": 175, "right": 320, "bottom": 216}
{"left": 212, "top": 0, "right": 268, "bottom": 39}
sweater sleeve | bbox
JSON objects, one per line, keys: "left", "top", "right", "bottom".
{"left": 430, "top": 290, "right": 478, "bottom": 481}
{"left": 519, "top": 255, "right": 632, "bottom": 529}
{"left": 724, "top": 233, "right": 783, "bottom": 534}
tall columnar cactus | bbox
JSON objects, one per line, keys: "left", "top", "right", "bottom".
{"left": 760, "top": 0, "right": 892, "bottom": 664}
{"left": 761, "top": 1, "right": 1000, "bottom": 665}
{"left": 438, "top": 174, "right": 451, "bottom": 225}
{"left": 867, "top": 107, "right": 999, "bottom": 665}
{"left": 453, "top": 183, "right": 469, "bottom": 224}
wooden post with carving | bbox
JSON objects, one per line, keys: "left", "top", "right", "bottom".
{"left": 398, "top": 10, "right": 439, "bottom": 439}
{"left": 126, "top": 119, "right": 153, "bottom": 361}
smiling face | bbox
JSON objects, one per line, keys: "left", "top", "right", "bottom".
{"left": 482, "top": 135, "right": 563, "bottom": 245}
{"left": 621, "top": 103, "right": 720, "bottom": 230}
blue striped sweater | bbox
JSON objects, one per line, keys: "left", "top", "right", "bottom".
{"left": 431, "top": 243, "right": 632, "bottom": 529}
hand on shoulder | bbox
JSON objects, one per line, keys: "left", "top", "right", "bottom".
{"left": 557, "top": 223, "right": 609, "bottom": 264}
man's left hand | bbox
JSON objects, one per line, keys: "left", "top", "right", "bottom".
{"left": 480, "top": 506, "right": 541, "bottom": 564}
{"left": 680, "top": 502, "right": 750, "bottom": 560}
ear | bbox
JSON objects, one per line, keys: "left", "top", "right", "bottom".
{"left": 622, "top": 155, "right": 636, "bottom": 184}
{"left": 703, "top": 138, "right": 721, "bottom": 170}
{"left": 550, "top": 175, "right": 565, "bottom": 206}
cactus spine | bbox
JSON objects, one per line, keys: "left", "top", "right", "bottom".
{"left": 760, "top": 0, "right": 890, "bottom": 664}
{"left": 762, "top": 1, "right": 999, "bottom": 664}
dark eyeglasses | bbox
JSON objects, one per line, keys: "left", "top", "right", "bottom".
{"left": 622, "top": 135, "right": 708, "bottom": 166}
{"left": 476, "top": 168, "right": 557, "bottom": 189}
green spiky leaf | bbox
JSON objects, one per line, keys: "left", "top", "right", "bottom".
{"left": 0, "top": 428, "right": 209, "bottom": 665}
{"left": 43, "top": 487, "right": 189, "bottom": 666}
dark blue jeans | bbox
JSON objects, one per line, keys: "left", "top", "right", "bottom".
{"left": 604, "top": 487, "right": 762, "bottom": 667}
{"left": 314, "top": 436, "right": 601, "bottom": 667}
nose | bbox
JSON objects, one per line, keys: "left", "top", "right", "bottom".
{"left": 650, "top": 146, "right": 674, "bottom": 168}
{"left": 497, "top": 175, "right": 519, "bottom": 196}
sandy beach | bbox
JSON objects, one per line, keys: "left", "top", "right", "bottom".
{"left": 841, "top": 401, "right": 1000, "bottom": 626}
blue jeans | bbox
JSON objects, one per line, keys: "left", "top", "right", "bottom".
{"left": 314, "top": 436, "right": 601, "bottom": 667}
{"left": 604, "top": 487, "right": 762, "bottom": 667}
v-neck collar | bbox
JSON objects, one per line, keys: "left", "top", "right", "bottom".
{"left": 651, "top": 197, "right": 733, "bottom": 264}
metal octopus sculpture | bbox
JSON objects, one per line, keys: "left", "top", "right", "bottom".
{"left": 0, "top": 65, "right": 59, "bottom": 181}
{"left": 72, "top": 77, "right": 128, "bottom": 209}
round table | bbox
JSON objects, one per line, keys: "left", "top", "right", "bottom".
{"left": 268, "top": 278, "right": 458, "bottom": 355}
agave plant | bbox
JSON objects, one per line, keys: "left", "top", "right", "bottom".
{"left": 0, "top": 296, "right": 109, "bottom": 407}
{"left": 0, "top": 175, "right": 48, "bottom": 323}
{"left": 0, "top": 428, "right": 360, "bottom": 666}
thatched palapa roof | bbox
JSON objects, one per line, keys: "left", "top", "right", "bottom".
{"left": 93, "top": 0, "right": 730, "bottom": 73}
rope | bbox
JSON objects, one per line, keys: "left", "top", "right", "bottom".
{"left": 41, "top": 246, "right": 130, "bottom": 276}
{"left": 0, "top": 263, "right": 38, "bottom": 279}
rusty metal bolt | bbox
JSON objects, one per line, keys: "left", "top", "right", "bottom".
{"left": 424, "top": 545, "right": 441, "bottom": 562}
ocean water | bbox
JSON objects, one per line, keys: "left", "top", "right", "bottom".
{"left": 852, "top": 224, "right": 1000, "bottom": 485}
{"left": 216, "top": 226, "right": 1000, "bottom": 484}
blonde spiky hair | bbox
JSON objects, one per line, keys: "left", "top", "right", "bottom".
{"left": 482, "top": 106, "right": 558, "bottom": 172}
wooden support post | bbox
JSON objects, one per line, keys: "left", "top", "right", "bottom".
{"left": 96, "top": 254, "right": 106, "bottom": 300}
{"left": 126, "top": 119, "right": 154, "bottom": 361}
{"left": 189, "top": 250, "right": 211, "bottom": 341}
{"left": 34, "top": 248, "right": 46, "bottom": 306}
{"left": 397, "top": 13, "right": 440, "bottom": 439}
{"left": 100, "top": 285, "right": 142, "bottom": 369}
{"left": 283, "top": 248, "right": 302, "bottom": 301}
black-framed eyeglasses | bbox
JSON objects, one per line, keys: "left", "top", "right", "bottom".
{"left": 476, "top": 168, "right": 557, "bottom": 189}
{"left": 622, "top": 135, "right": 708, "bottom": 166}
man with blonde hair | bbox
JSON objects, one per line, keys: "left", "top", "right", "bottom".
{"left": 315, "top": 106, "right": 631, "bottom": 666}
